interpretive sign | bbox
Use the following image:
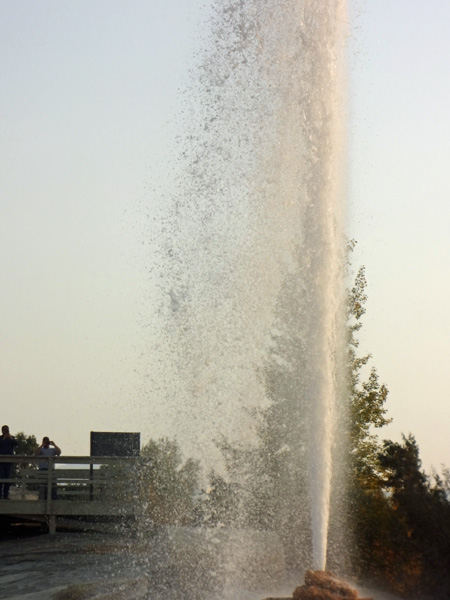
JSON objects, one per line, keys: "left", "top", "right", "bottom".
{"left": 90, "top": 432, "right": 140, "bottom": 457}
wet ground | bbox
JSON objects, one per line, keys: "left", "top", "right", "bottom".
{"left": 0, "top": 527, "right": 146, "bottom": 599}
{"left": 0, "top": 522, "right": 246, "bottom": 600}
{"left": 0, "top": 522, "right": 404, "bottom": 600}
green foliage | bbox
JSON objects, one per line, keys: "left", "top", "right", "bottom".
{"left": 349, "top": 367, "right": 390, "bottom": 481}
{"left": 347, "top": 431, "right": 450, "bottom": 598}
{"left": 14, "top": 431, "right": 38, "bottom": 457}
{"left": 139, "top": 437, "right": 201, "bottom": 526}
{"left": 97, "top": 461, "right": 136, "bottom": 502}
{"left": 347, "top": 265, "right": 391, "bottom": 485}
{"left": 375, "top": 435, "right": 450, "bottom": 598}
{"left": 200, "top": 471, "right": 238, "bottom": 526}
{"left": 347, "top": 480, "right": 397, "bottom": 582}
{"left": 343, "top": 258, "right": 391, "bottom": 571}
{"left": 13, "top": 431, "right": 38, "bottom": 477}
{"left": 212, "top": 248, "right": 394, "bottom": 570}
{"left": 379, "top": 434, "right": 427, "bottom": 493}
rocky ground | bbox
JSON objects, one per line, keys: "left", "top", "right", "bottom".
{"left": 0, "top": 524, "right": 403, "bottom": 600}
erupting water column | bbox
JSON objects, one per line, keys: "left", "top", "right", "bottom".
{"left": 298, "top": 2, "right": 348, "bottom": 570}
{"left": 157, "top": 0, "right": 348, "bottom": 578}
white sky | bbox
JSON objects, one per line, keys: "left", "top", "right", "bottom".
{"left": 1, "top": 0, "right": 449, "bottom": 474}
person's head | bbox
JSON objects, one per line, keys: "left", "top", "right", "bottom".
{"left": 1, "top": 425, "right": 9, "bottom": 435}
{"left": 42, "top": 437, "right": 50, "bottom": 446}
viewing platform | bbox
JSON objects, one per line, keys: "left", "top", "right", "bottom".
{"left": 0, "top": 455, "right": 140, "bottom": 534}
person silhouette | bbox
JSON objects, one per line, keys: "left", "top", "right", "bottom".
{"left": 35, "top": 437, "right": 62, "bottom": 499}
{"left": 0, "top": 425, "right": 18, "bottom": 499}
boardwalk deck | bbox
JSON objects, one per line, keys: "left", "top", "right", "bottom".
{"left": 0, "top": 455, "right": 140, "bottom": 533}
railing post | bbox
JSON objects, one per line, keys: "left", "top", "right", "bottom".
{"left": 20, "top": 466, "right": 26, "bottom": 500}
{"left": 46, "top": 457, "right": 53, "bottom": 514}
{"left": 48, "top": 515, "right": 56, "bottom": 535}
{"left": 90, "top": 461, "right": 94, "bottom": 501}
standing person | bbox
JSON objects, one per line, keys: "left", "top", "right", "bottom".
{"left": 35, "top": 437, "right": 61, "bottom": 499}
{"left": 0, "top": 425, "right": 19, "bottom": 499}
{"left": 35, "top": 437, "right": 61, "bottom": 466}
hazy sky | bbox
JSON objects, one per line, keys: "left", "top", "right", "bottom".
{"left": 348, "top": 0, "right": 450, "bottom": 474}
{"left": 1, "top": 0, "right": 449, "bottom": 473}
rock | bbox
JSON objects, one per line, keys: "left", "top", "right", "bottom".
{"left": 304, "top": 571, "right": 359, "bottom": 598}
{"left": 51, "top": 577, "right": 150, "bottom": 600}
{"left": 294, "top": 585, "right": 351, "bottom": 600}
{"left": 292, "top": 571, "right": 371, "bottom": 600}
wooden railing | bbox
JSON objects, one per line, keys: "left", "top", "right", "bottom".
{"left": 0, "top": 455, "right": 141, "bottom": 533}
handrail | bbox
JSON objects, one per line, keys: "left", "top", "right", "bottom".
{"left": 0, "top": 455, "right": 144, "bottom": 533}
{"left": 0, "top": 455, "right": 141, "bottom": 464}
{"left": 0, "top": 455, "right": 143, "bottom": 504}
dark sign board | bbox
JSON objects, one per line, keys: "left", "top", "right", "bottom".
{"left": 90, "top": 432, "right": 140, "bottom": 457}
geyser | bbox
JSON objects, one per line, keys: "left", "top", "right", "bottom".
{"left": 153, "top": 0, "right": 348, "bottom": 579}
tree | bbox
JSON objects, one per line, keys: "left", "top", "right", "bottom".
{"left": 346, "top": 264, "right": 391, "bottom": 485}
{"left": 14, "top": 431, "right": 38, "bottom": 456}
{"left": 230, "top": 265, "right": 316, "bottom": 568}
{"left": 377, "top": 435, "right": 450, "bottom": 598}
{"left": 213, "top": 246, "right": 393, "bottom": 571}
{"left": 342, "top": 258, "right": 393, "bottom": 578}
{"left": 379, "top": 434, "right": 427, "bottom": 493}
{"left": 200, "top": 471, "right": 239, "bottom": 526}
{"left": 138, "top": 437, "right": 201, "bottom": 526}
{"left": 13, "top": 431, "right": 38, "bottom": 478}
